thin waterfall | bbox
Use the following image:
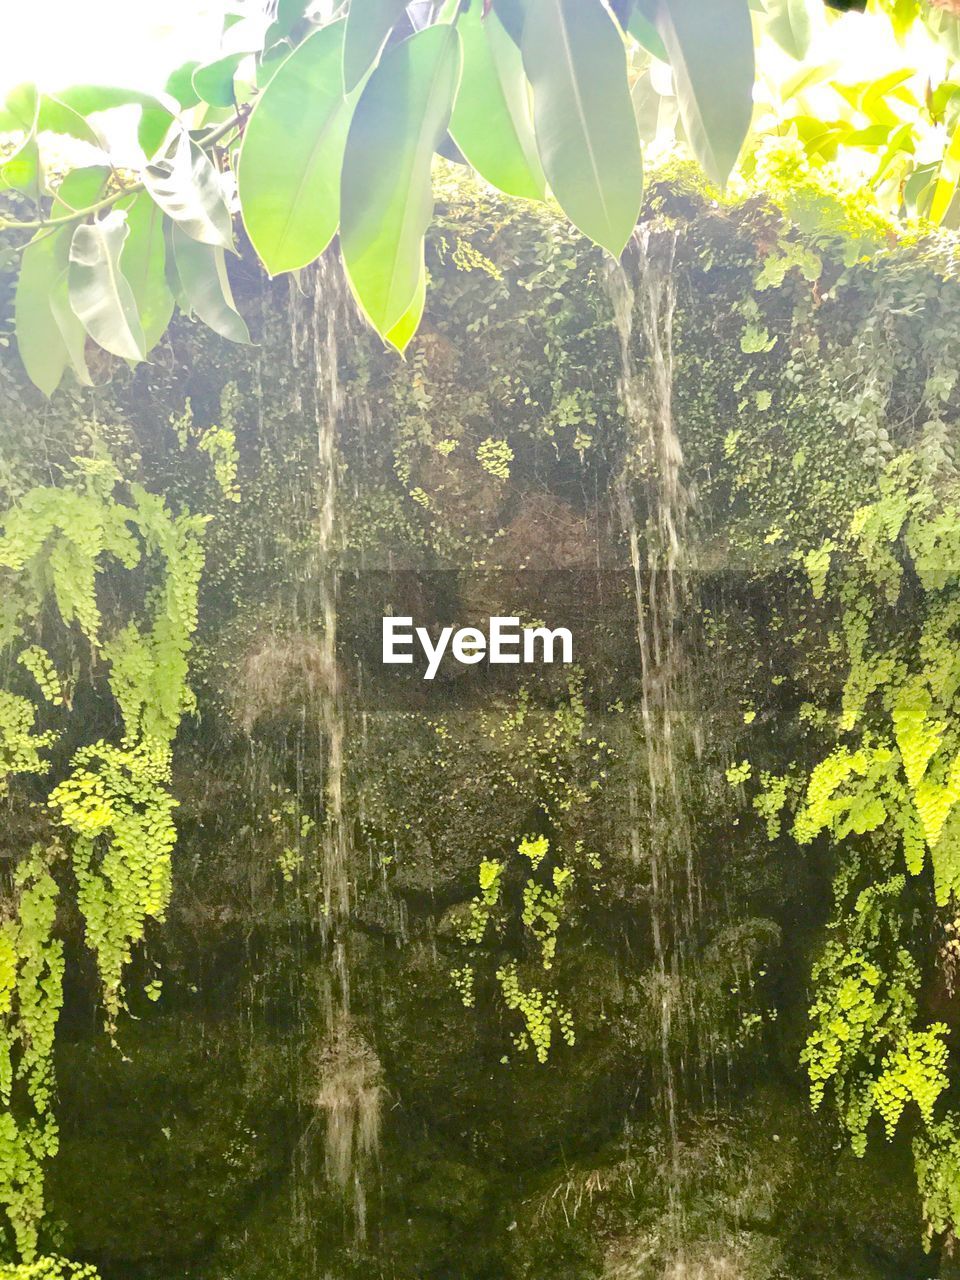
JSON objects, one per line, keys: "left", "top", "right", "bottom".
{"left": 608, "top": 225, "right": 701, "bottom": 1169}
{"left": 286, "top": 256, "right": 382, "bottom": 1244}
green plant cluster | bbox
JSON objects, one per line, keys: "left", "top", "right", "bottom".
{"left": 0, "top": 452, "right": 206, "bottom": 1261}
{"left": 455, "top": 833, "right": 578, "bottom": 1063}
{"left": 748, "top": 455, "right": 960, "bottom": 1243}
{"left": 0, "top": 848, "right": 63, "bottom": 1262}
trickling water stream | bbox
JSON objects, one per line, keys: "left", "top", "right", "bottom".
{"left": 284, "top": 256, "right": 382, "bottom": 1242}
{"left": 608, "top": 225, "right": 700, "bottom": 1170}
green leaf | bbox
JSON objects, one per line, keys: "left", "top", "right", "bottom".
{"left": 143, "top": 130, "right": 234, "bottom": 249}
{"left": 341, "top": 23, "right": 462, "bottom": 337}
{"left": 169, "top": 224, "right": 251, "bottom": 344}
{"left": 874, "top": 121, "right": 914, "bottom": 186}
{"left": 256, "top": 43, "right": 292, "bottom": 89}
{"left": 49, "top": 268, "right": 94, "bottom": 386}
{"left": 54, "top": 85, "right": 174, "bottom": 158}
{"left": 120, "top": 194, "right": 175, "bottom": 351}
{"left": 0, "top": 82, "right": 37, "bottom": 133}
{"left": 627, "top": 1, "right": 669, "bottom": 62}
{"left": 192, "top": 54, "right": 246, "bottom": 108}
{"left": 343, "top": 0, "right": 411, "bottom": 92}
{"left": 385, "top": 260, "right": 426, "bottom": 352}
{"left": 13, "top": 166, "right": 109, "bottom": 396}
{"left": 68, "top": 211, "right": 146, "bottom": 361}
{"left": 0, "top": 84, "right": 42, "bottom": 198}
{"left": 765, "top": 0, "right": 814, "bottom": 60}
{"left": 924, "top": 7, "right": 960, "bottom": 61}
{"left": 0, "top": 135, "right": 42, "bottom": 199}
{"left": 449, "top": 4, "right": 546, "bottom": 201}
{"left": 521, "top": 0, "right": 643, "bottom": 256}
{"left": 15, "top": 244, "right": 67, "bottom": 397}
{"left": 239, "top": 21, "right": 358, "bottom": 275}
{"left": 36, "top": 95, "right": 103, "bottom": 147}
{"left": 889, "top": 0, "right": 916, "bottom": 39}
{"left": 266, "top": 0, "right": 312, "bottom": 48}
{"left": 654, "top": 0, "right": 754, "bottom": 186}
{"left": 931, "top": 119, "right": 960, "bottom": 225}
{"left": 165, "top": 61, "right": 202, "bottom": 109}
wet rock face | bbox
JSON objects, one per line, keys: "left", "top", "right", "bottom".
{"left": 3, "top": 180, "right": 955, "bottom": 1278}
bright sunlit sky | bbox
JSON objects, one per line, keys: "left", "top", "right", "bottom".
{"left": 0, "top": 0, "right": 947, "bottom": 97}
{"left": 0, "top": 0, "right": 226, "bottom": 99}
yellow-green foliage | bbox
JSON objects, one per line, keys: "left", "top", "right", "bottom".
{"left": 15, "top": 651, "right": 63, "bottom": 709}
{"left": 752, "top": 771, "right": 790, "bottom": 838}
{"left": 873, "top": 1027, "right": 949, "bottom": 1139}
{"left": 496, "top": 961, "right": 575, "bottom": 1064}
{"left": 0, "top": 1260, "right": 101, "bottom": 1279}
{"left": 174, "top": 384, "right": 241, "bottom": 504}
{"left": 915, "top": 1116, "right": 960, "bottom": 1250}
{"left": 800, "top": 875, "right": 945, "bottom": 1158}
{"left": 0, "top": 457, "right": 140, "bottom": 645}
{"left": 198, "top": 420, "right": 241, "bottom": 504}
{"left": 792, "top": 462, "right": 960, "bottom": 906}
{"left": 0, "top": 453, "right": 206, "bottom": 1261}
{"left": 456, "top": 833, "right": 578, "bottom": 1063}
{"left": 47, "top": 739, "right": 177, "bottom": 1027}
{"left": 475, "top": 437, "right": 514, "bottom": 481}
{"left": 0, "top": 697, "right": 57, "bottom": 801}
{"left": 0, "top": 849, "right": 64, "bottom": 1262}
{"left": 759, "top": 456, "right": 960, "bottom": 1243}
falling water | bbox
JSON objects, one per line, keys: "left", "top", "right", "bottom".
{"left": 285, "top": 255, "right": 382, "bottom": 1242}
{"left": 608, "top": 225, "right": 701, "bottom": 1169}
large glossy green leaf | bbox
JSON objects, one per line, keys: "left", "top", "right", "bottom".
{"left": 266, "top": 0, "right": 312, "bottom": 44}
{"left": 925, "top": 7, "right": 960, "bottom": 61}
{"left": 68, "top": 211, "right": 146, "bottom": 361}
{"left": 13, "top": 167, "right": 108, "bottom": 395}
{"left": 169, "top": 224, "right": 251, "bottom": 344}
{"left": 239, "top": 21, "right": 358, "bottom": 275}
{"left": 165, "top": 61, "right": 202, "bottom": 109}
{"left": 0, "top": 82, "right": 36, "bottom": 133}
{"left": 654, "top": 0, "right": 754, "bottom": 186}
{"left": 627, "top": 1, "right": 669, "bottom": 62}
{"left": 931, "top": 120, "right": 960, "bottom": 224}
{"left": 143, "top": 130, "right": 234, "bottom": 249}
{"left": 54, "top": 86, "right": 174, "bottom": 158}
{"left": 765, "top": 0, "right": 814, "bottom": 60}
{"left": 192, "top": 54, "right": 246, "bottom": 107}
{"left": 37, "top": 95, "right": 103, "bottom": 147}
{"left": 15, "top": 248, "right": 65, "bottom": 396}
{"left": 385, "top": 259, "right": 426, "bottom": 353}
{"left": 341, "top": 23, "right": 462, "bottom": 337}
{"left": 521, "top": 0, "right": 643, "bottom": 256}
{"left": 0, "top": 84, "right": 42, "bottom": 198}
{"left": 120, "top": 194, "right": 175, "bottom": 351}
{"left": 49, "top": 267, "right": 94, "bottom": 386}
{"left": 343, "top": 0, "right": 411, "bottom": 92}
{"left": 0, "top": 136, "right": 41, "bottom": 198}
{"left": 449, "top": 5, "right": 546, "bottom": 201}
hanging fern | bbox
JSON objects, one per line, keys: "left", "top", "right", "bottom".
{"left": 0, "top": 452, "right": 207, "bottom": 1263}
{"left": 751, "top": 454, "right": 960, "bottom": 1248}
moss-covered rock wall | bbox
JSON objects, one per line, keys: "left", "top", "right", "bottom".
{"left": 3, "top": 172, "right": 960, "bottom": 1278}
